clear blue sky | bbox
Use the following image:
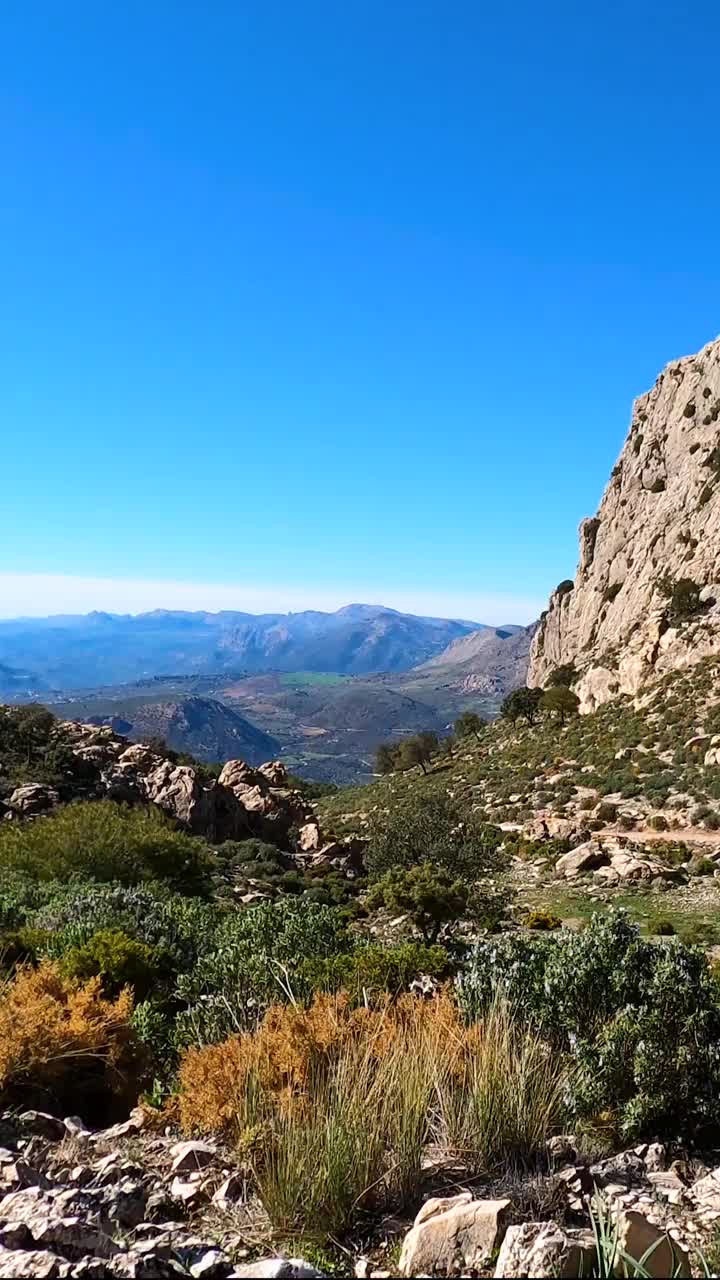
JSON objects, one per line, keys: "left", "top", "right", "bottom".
{"left": 1, "top": 0, "right": 719, "bottom": 623}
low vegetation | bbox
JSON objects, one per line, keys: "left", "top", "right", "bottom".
{"left": 5, "top": 663, "right": 720, "bottom": 1267}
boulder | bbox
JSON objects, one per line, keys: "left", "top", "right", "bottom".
{"left": 0, "top": 1251, "right": 60, "bottom": 1278}
{"left": 555, "top": 841, "right": 609, "bottom": 877}
{"left": 615, "top": 1210, "right": 690, "bottom": 1277}
{"left": 398, "top": 1193, "right": 510, "bottom": 1276}
{"left": 7, "top": 785, "right": 59, "bottom": 817}
{"left": 141, "top": 763, "right": 216, "bottom": 836}
{"left": 17, "top": 1112, "right": 66, "bottom": 1143}
{"left": 297, "top": 822, "right": 322, "bottom": 852}
{"left": 493, "top": 1222, "right": 595, "bottom": 1278}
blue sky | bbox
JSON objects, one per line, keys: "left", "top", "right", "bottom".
{"left": 1, "top": 0, "right": 719, "bottom": 624}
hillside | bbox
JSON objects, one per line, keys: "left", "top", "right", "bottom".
{"left": 397, "top": 623, "right": 534, "bottom": 711}
{"left": 0, "top": 604, "right": 486, "bottom": 688}
{"left": 529, "top": 335, "right": 720, "bottom": 710}
{"left": 318, "top": 655, "right": 720, "bottom": 943}
{"left": 83, "top": 695, "right": 279, "bottom": 765}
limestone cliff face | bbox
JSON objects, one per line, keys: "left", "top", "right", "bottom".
{"left": 528, "top": 336, "right": 720, "bottom": 710}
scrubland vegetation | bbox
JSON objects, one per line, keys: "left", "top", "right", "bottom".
{"left": 4, "top": 670, "right": 720, "bottom": 1268}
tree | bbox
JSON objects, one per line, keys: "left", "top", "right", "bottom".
{"left": 440, "top": 736, "right": 455, "bottom": 760}
{"left": 416, "top": 730, "right": 439, "bottom": 757}
{"left": 545, "top": 664, "right": 576, "bottom": 689}
{"left": 500, "top": 687, "right": 544, "bottom": 725}
{"left": 540, "top": 686, "right": 580, "bottom": 724}
{"left": 398, "top": 737, "right": 429, "bottom": 774}
{"left": 454, "top": 712, "right": 486, "bottom": 742}
{"left": 365, "top": 862, "right": 470, "bottom": 944}
{"left": 365, "top": 791, "right": 504, "bottom": 878}
{"left": 375, "top": 742, "right": 399, "bottom": 775}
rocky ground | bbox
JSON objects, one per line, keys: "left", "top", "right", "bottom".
{"left": 2, "top": 1108, "right": 720, "bottom": 1277}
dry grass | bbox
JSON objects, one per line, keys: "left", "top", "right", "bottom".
{"left": 0, "top": 961, "right": 141, "bottom": 1116}
{"left": 178, "top": 991, "right": 567, "bottom": 1237}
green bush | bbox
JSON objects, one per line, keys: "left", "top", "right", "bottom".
{"left": 648, "top": 814, "right": 669, "bottom": 831}
{"left": 298, "top": 943, "right": 452, "bottom": 998}
{"left": 59, "top": 928, "right": 156, "bottom": 997}
{"left": 457, "top": 912, "right": 720, "bottom": 1142}
{"left": 174, "top": 898, "right": 353, "bottom": 1046}
{"left": 364, "top": 792, "right": 503, "bottom": 879}
{"left": 524, "top": 910, "right": 561, "bottom": 931}
{"left": 0, "top": 802, "right": 211, "bottom": 894}
{"left": 649, "top": 918, "right": 675, "bottom": 936}
{"left": 596, "top": 802, "right": 617, "bottom": 823}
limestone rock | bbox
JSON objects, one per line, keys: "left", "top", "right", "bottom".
{"left": 615, "top": 1209, "right": 690, "bottom": 1277}
{"left": 529, "top": 337, "right": 720, "bottom": 708}
{"left": 493, "top": 1222, "right": 595, "bottom": 1278}
{"left": 168, "top": 1142, "right": 217, "bottom": 1175}
{"left": 0, "top": 1250, "right": 60, "bottom": 1278}
{"left": 7, "top": 785, "right": 59, "bottom": 816}
{"left": 555, "top": 841, "right": 609, "bottom": 878}
{"left": 229, "top": 1261, "right": 323, "bottom": 1279}
{"left": 398, "top": 1194, "right": 510, "bottom": 1276}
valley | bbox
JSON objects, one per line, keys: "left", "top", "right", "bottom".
{"left": 22, "top": 623, "right": 532, "bottom": 783}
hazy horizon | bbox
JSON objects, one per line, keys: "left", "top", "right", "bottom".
{"left": 0, "top": 573, "right": 543, "bottom": 627}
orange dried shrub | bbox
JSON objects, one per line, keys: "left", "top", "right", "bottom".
{"left": 0, "top": 961, "right": 143, "bottom": 1120}
{"left": 178, "top": 988, "right": 464, "bottom": 1137}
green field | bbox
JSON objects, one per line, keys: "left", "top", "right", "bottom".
{"left": 278, "top": 671, "right": 349, "bottom": 688}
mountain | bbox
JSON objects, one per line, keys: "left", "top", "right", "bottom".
{"left": 0, "top": 662, "right": 52, "bottom": 698}
{"left": 83, "top": 696, "right": 279, "bottom": 766}
{"left": 0, "top": 605, "right": 485, "bottom": 689}
{"left": 413, "top": 624, "right": 533, "bottom": 692}
{"left": 529, "top": 336, "right": 720, "bottom": 710}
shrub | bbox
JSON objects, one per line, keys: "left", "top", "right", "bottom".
{"left": 596, "top": 802, "right": 618, "bottom": 823}
{"left": 174, "top": 898, "right": 352, "bottom": 1046}
{"left": 657, "top": 575, "right": 705, "bottom": 623}
{"left": 457, "top": 912, "right": 720, "bottom": 1141}
{"left": 690, "top": 857, "right": 716, "bottom": 877}
{"left": 524, "top": 910, "right": 561, "bottom": 931}
{"left": 0, "top": 961, "right": 142, "bottom": 1120}
{"left": 178, "top": 992, "right": 565, "bottom": 1228}
{"left": 648, "top": 814, "right": 669, "bottom": 831}
{"left": 364, "top": 792, "right": 503, "bottom": 879}
{"left": 649, "top": 918, "right": 675, "bottom": 936}
{"left": 299, "top": 942, "right": 452, "bottom": 998}
{"left": 59, "top": 929, "right": 156, "bottom": 998}
{"left": 0, "top": 802, "right": 211, "bottom": 894}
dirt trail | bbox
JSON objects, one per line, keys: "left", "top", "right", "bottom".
{"left": 596, "top": 825, "right": 720, "bottom": 847}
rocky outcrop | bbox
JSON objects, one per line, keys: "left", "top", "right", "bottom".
{"left": 529, "top": 336, "right": 720, "bottom": 710}
{"left": 4, "top": 720, "right": 314, "bottom": 847}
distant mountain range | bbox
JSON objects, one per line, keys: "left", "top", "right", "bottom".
{"left": 0, "top": 604, "right": 487, "bottom": 691}
{"left": 44, "top": 622, "right": 534, "bottom": 784}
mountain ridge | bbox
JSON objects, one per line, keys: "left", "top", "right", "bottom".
{"left": 0, "top": 604, "right": 493, "bottom": 689}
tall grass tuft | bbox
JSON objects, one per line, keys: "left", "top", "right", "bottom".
{"left": 434, "top": 996, "right": 567, "bottom": 1172}
{"left": 178, "top": 990, "right": 566, "bottom": 1235}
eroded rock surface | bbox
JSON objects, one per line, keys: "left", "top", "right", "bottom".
{"left": 529, "top": 337, "right": 720, "bottom": 709}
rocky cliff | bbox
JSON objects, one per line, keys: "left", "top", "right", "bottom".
{"left": 529, "top": 335, "right": 720, "bottom": 710}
